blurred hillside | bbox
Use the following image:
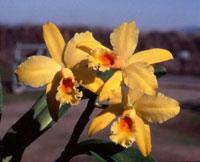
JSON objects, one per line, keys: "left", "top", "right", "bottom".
{"left": 0, "top": 24, "right": 200, "bottom": 85}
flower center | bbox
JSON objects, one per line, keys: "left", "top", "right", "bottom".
{"left": 62, "top": 78, "right": 74, "bottom": 93}
{"left": 100, "top": 53, "right": 117, "bottom": 67}
{"left": 119, "top": 116, "right": 133, "bottom": 132}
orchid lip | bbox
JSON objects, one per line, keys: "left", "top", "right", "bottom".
{"left": 119, "top": 116, "right": 133, "bottom": 132}
{"left": 61, "top": 77, "right": 75, "bottom": 94}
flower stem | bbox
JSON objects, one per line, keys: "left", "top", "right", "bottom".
{"left": 55, "top": 90, "right": 97, "bottom": 162}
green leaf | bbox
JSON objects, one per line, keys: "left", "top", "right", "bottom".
{"left": 97, "top": 69, "right": 115, "bottom": 81}
{"left": 79, "top": 139, "right": 124, "bottom": 155}
{"left": 154, "top": 64, "right": 166, "bottom": 78}
{"left": 111, "top": 147, "right": 156, "bottom": 162}
{"left": 90, "top": 151, "right": 108, "bottom": 162}
{"left": 0, "top": 94, "right": 70, "bottom": 161}
{"left": 0, "top": 75, "right": 3, "bottom": 123}
{"left": 79, "top": 139, "right": 119, "bottom": 162}
{"left": 79, "top": 139, "right": 156, "bottom": 162}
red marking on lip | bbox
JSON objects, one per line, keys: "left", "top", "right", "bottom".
{"left": 100, "top": 53, "right": 117, "bottom": 67}
{"left": 119, "top": 116, "right": 133, "bottom": 132}
{"left": 62, "top": 78, "right": 74, "bottom": 93}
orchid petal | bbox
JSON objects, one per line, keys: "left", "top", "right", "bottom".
{"left": 123, "top": 62, "right": 158, "bottom": 97}
{"left": 134, "top": 93, "right": 180, "bottom": 123}
{"left": 43, "top": 22, "right": 65, "bottom": 66}
{"left": 99, "top": 71, "right": 123, "bottom": 103}
{"left": 88, "top": 104, "right": 123, "bottom": 136}
{"left": 72, "top": 61, "right": 104, "bottom": 94}
{"left": 110, "top": 21, "right": 139, "bottom": 61}
{"left": 16, "top": 56, "right": 61, "bottom": 87}
{"left": 135, "top": 115, "right": 151, "bottom": 157}
{"left": 46, "top": 73, "right": 61, "bottom": 121}
{"left": 127, "top": 49, "right": 173, "bottom": 66}
{"left": 64, "top": 31, "right": 106, "bottom": 68}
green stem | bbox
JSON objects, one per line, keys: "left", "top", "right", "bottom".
{"left": 55, "top": 90, "right": 97, "bottom": 162}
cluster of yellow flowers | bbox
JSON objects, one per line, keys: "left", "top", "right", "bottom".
{"left": 16, "top": 21, "right": 180, "bottom": 156}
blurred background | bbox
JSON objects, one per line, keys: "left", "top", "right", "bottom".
{"left": 0, "top": 0, "right": 200, "bottom": 161}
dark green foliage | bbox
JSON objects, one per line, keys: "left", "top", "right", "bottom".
{"left": 79, "top": 139, "right": 156, "bottom": 162}
{"left": 0, "top": 86, "right": 156, "bottom": 162}
{"left": 97, "top": 69, "right": 116, "bottom": 81}
{"left": 154, "top": 64, "right": 167, "bottom": 78}
{"left": 0, "top": 94, "right": 70, "bottom": 162}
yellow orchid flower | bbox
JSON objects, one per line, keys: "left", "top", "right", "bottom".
{"left": 75, "top": 21, "right": 173, "bottom": 103}
{"left": 16, "top": 22, "right": 104, "bottom": 121}
{"left": 88, "top": 91, "right": 180, "bottom": 156}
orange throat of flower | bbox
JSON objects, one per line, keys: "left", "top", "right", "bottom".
{"left": 99, "top": 52, "right": 122, "bottom": 69}
{"left": 100, "top": 53, "right": 116, "bottom": 66}
{"left": 61, "top": 78, "right": 74, "bottom": 94}
{"left": 119, "top": 116, "right": 133, "bottom": 132}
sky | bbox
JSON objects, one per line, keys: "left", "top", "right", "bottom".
{"left": 0, "top": 0, "right": 199, "bottom": 31}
